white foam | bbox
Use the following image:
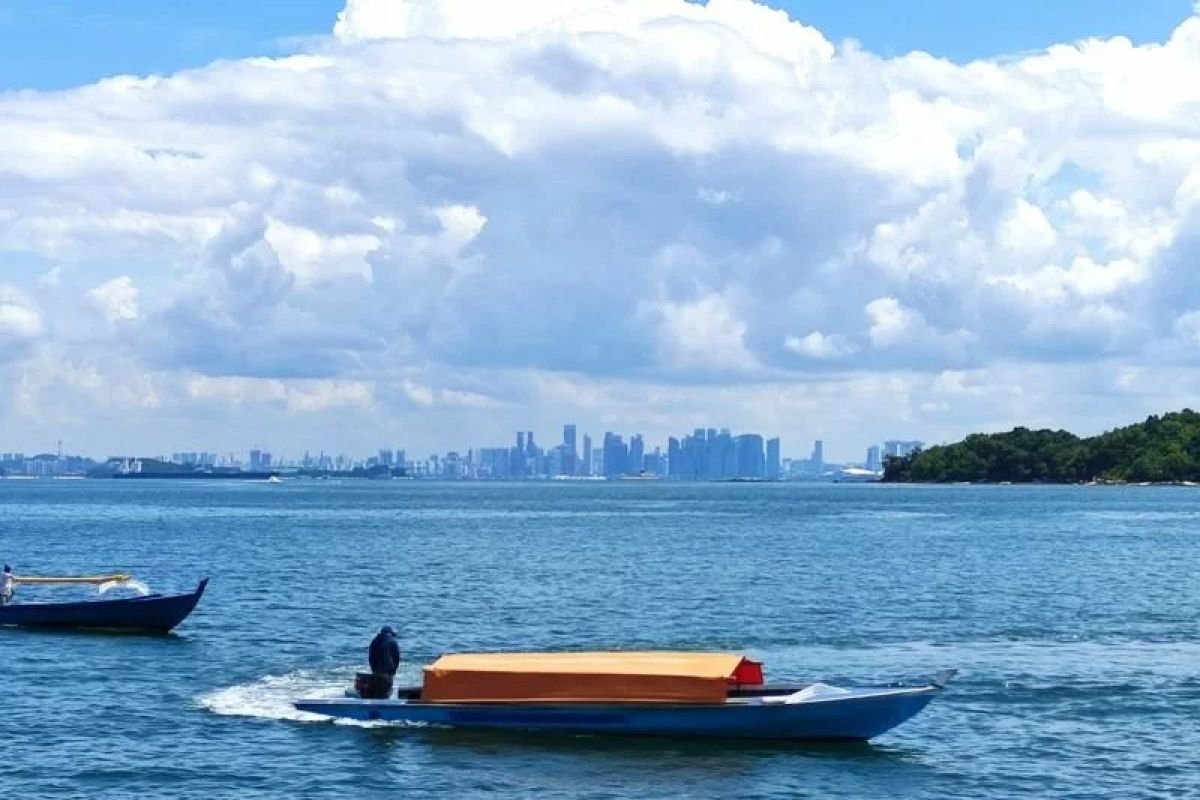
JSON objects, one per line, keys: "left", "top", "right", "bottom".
{"left": 98, "top": 579, "right": 151, "bottom": 596}
{"left": 198, "top": 670, "right": 360, "bottom": 724}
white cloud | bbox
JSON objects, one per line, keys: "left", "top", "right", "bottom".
{"left": 401, "top": 380, "right": 436, "bottom": 407}
{"left": 648, "top": 293, "right": 759, "bottom": 372}
{"left": 784, "top": 331, "right": 857, "bottom": 359}
{"left": 186, "top": 375, "right": 374, "bottom": 413}
{"left": 997, "top": 198, "right": 1057, "bottom": 256}
{"left": 992, "top": 256, "right": 1147, "bottom": 300}
{"left": 433, "top": 204, "right": 488, "bottom": 255}
{"left": 87, "top": 276, "right": 140, "bottom": 323}
{"left": 698, "top": 188, "right": 735, "bottom": 207}
{"left": 0, "top": 287, "right": 43, "bottom": 362}
{"left": 865, "top": 297, "right": 922, "bottom": 348}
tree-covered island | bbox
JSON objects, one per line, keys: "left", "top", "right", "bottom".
{"left": 883, "top": 410, "right": 1200, "bottom": 484}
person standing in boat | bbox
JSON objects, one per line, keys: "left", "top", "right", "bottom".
{"left": 367, "top": 626, "right": 402, "bottom": 697}
{"left": 1, "top": 564, "right": 14, "bottom": 605}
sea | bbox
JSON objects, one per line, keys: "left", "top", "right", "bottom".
{"left": 1, "top": 480, "right": 1198, "bottom": 799}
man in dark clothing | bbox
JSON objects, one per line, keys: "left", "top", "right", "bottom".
{"left": 363, "top": 626, "right": 401, "bottom": 698}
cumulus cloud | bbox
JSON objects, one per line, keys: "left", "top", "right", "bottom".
{"left": 647, "top": 293, "right": 759, "bottom": 373}
{"left": 87, "top": 276, "right": 140, "bottom": 323}
{"left": 3, "top": 0, "right": 1200, "bottom": 454}
{"left": 0, "top": 287, "right": 43, "bottom": 363}
{"left": 866, "top": 298, "right": 922, "bottom": 349}
{"left": 185, "top": 375, "right": 375, "bottom": 413}
{"left": 784, "top": 331, "right": 857, "bottom": 360}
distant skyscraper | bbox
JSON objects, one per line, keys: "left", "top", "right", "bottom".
{"left": 866, "top": 445, "right": 882, "bottom": 471}
{"left": 563, "top": 424, "right": 577, "bottom": 475}
{"left": 581, "top": 434, "right": 592, "bottom": 476}
{"left": 811, "top": 440, "right": 824, "bottom": 475}
{"left": 733, "top": 434, "right": 765, "bottom": 478}
{"left": 883, "top": 440, "right": 923, "bottom": 459}
{"left": 517, "top": 431, "right": 526, "bottom": 453}
{"left": 603, "top": 432, "right": 628, "bottom": 477}
{"left": 525, "top": 431, "right": 536, "bottom": 455}
{"left": 766, "top": 437, "right": 781, "bottom": 480}
{"left": 628, "top": 434, "right": 644, "bottom": 475}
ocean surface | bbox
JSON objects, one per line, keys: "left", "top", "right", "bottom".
{"left": 2, "top": 480, "right": 1198, "bottom": 799}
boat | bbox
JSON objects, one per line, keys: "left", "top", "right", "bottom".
{"left": 0, "top": 578, "right": 208, "bottom": 633}
{"left": 295, "top": 651, "right": 954, "bottom": 741}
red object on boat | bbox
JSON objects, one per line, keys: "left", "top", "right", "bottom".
{"left": 730, "top": 658, "right": 764, "bottom": 687}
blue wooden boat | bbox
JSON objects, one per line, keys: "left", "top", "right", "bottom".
{"left": 0, "top": 578, "right": 208, "bottom": 633}
{"left": 295, "top": 652, "right": 954, "bottom": 741}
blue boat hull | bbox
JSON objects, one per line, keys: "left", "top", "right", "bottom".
{"left": 295, "top": 684, "right": 941, "bottom": 741}
{"left": 0, "top": 578, "right": 208, "bottom": 633}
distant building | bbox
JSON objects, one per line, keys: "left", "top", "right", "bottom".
{"left": 478, "top": 448, "right": 510, "bottom": 479}
{"left": 766, "top": 438, "right": 781, "bottom": 480}
{"left": 580, "top": 434, "right": 592, "bottom": 476}
{"left": 603, "top": 433, "right": 628, "bottom": 477}
{"left": 248, "top": 450, "right": 272, "bottom": 471}
{"left": 811, "top": 440, "right": 824, "bottom": 475}
{"left": 733, "top": 434, "right": 765, "bottom": 478}
{"left": 562, "top": 424, "right": 577, "bottom": 475}
{"left": 866, "top": 445, "right": 882, "bottom": 471}
{"left": 883, "top": 440, "right": 923, "bottom": 459}
{"left": 628, "top": 434, "right": 644, "bottom": 475}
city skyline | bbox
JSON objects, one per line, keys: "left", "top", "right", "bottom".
{"left": 0, "top": 424, "right": 919, "bottom": 471}
{"left": 3, "top": 1, "right": 1200, "bottom": 458}
{"left": 0, "top": 421, "right": 925, "bottom": 480}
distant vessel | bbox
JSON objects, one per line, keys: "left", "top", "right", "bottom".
{"left": 834, "top": 467, "right": 882, "bottom": 483}
{"left": 113, "top": 471, "right": 280, "bottom": 480}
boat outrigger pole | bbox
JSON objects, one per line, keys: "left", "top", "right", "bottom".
{"left": 15, "top": 573, "right": 132, "bottom": 585}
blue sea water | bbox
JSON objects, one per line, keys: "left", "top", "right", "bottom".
{"left": 1, "top": 480, "right": 1198, "bottom": 798}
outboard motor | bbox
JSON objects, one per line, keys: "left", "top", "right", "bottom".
{"left": 354, "top": 672, "right": 393, "bottom": 699}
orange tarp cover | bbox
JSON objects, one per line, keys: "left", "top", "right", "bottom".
{"left": 422, "top": 651, "right": 762, "bottom": 704}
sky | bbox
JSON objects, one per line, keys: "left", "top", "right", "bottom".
{"left": 2, "top": 0, "right": 1200, "bottom": 461}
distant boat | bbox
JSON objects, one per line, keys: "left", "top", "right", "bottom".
{"left": 296, "top": 651, "right": 954, "bottom": 741}
{"left": 266, "top": 476, "right": 284, "bottom": 484}
{"left": 113, "top": 470, "right": 279, "bottom": 480}
{"left": 834, "top": 467, "right": 882, "bottom": 483}
{"left": 0, "top": 578, "right": 208, "bottom": 633}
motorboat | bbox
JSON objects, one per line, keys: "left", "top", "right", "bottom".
{"left": 295, "top": 651, "right": 954, "bottom": 740}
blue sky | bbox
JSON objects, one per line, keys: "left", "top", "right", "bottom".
{"left": 3, "top": 0, "right": 1200, "bottom": 460}
{"left": 0, "top": 0, "right": 1193, "bottom": 90}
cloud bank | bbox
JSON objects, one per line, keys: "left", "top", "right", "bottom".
{"left": 3, "top": 0, "right": 1200, "bottom": 456}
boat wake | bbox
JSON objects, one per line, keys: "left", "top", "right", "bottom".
{"left": 198, "top": 670, "right": 387, "bottom": 726}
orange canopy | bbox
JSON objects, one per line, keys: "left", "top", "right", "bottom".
{"left": 421, "top": 651, "right": 763, "bottom": 704}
